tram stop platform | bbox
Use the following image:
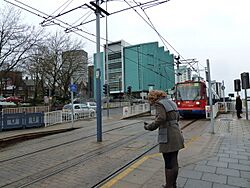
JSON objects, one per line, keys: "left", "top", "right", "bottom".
{"left": 100, "top": 113, "right": 250, "bottom": 188}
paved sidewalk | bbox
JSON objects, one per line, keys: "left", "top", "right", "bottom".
{"left": 100, "top": 113, "right": 250, "bottom": 188}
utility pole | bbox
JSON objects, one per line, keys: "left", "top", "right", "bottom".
{"left": 105, "top": 1, "right": 110, "bottom": 118}
{"left": 90, "top": 1, "right": 110, "bottom": 142}
{"left": 95, "top": 0, "right": 102, "bottom": 142}
{"left": 206, "top": 59, "right": 215, "bottom": 134}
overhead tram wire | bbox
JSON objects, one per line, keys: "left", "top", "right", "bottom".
{"left": 125, "top": 0, "right": 170, "bottom": 51}
{"left": 5, "top": 0, "right": 176, "bottom": 82}
{"left": 5, "top": 0, "right": 176, "bottom": 77}
{"left": 3, "top": 0, "right": 97, "bottom": 44}
{"left": 67, "top": 0, "right": 169, "bottom": 28}
{"left": 41, "top": 0, "right": 75, "bottom": 24}
{"left": 138, "top": 0, "right": 198, "bottom": 73}
{"left": 70, "top": 10, "right": 93, "bottom": 27}
{"left": 9, "top": 0, "right": 175, "bottom": 74}
{"left": 4, "top": 0, "right": 175, "bottom": 83}
{"left": 4, "top": 0, "right": 174, "bottom": 75}
{"left": 126, "top": 0, "right": 198, "bottom": 73}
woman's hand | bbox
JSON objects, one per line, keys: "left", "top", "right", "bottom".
{"left": 144, "top": 122, "right": 148, "bottom": 130}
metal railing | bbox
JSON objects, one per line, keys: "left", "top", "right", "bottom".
{"left": 102, "top": 102, "right": 130, "bottom": 109}
{"left": 122, "top": 103, "right": 150, "bottom": 118}
{"left": 3, "top": 106, "right": 49, "bottom": 114}
{"left": 206, "top": 102, "right": 235, "bottom": 119}
{"left": 44, "top": 110, "right": 96, "bottom": 127}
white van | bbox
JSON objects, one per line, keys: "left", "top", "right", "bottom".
{"left": 62, "top": 103, "right": 96, "bottom": 120}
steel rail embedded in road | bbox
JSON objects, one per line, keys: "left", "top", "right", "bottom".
{"left": 2, "top": 123, "right": 150, "bottom": 188}
{"left": 91, "top": 119, "right": 198, "bottom": 188}
{"left": 0, "top": 120, "right": 143, "bottom": 163}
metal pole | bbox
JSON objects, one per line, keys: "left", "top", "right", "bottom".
{"left": 177, "top": 61, "right": 180, "bottom": 83}
{"left": 71, "top": 77, "right": 74, "bottom": 128}
{"left": 105, "top": 1, "right": 110, "bottom": 118}
{"left": 222, "top": 80, "right": 226, "bottom": 111}
{"left": 95, "top": 0, "right": 102, "bottom": 142}
{"left": 119, "top": 76, "right": 121, "bottom": 107}
{"left": 207, "top": 59, "right": 214, "bottom": 134}
{"left": 244, "top": 88, "right": 248, "bottom": 120}
{"left": 222, "top": 80, "right": 225, "bottom": 103}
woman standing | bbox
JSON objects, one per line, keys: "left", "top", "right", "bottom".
{"left": 144, "top": 90, "right": 184, "bottom": 188}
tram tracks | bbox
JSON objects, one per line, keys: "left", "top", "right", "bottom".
{"left": 0, "top": 118, "right": 199, "bottom": 188}
{"left": 91, "top": 119, "right": 198, "bottom": 188}
{"left": 1, "top": 123, "right": 152, "bottom": 188}
{"left": 0, "top": 120, "right": 143, "bottom": 163}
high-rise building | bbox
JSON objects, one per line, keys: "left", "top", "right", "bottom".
{"left": 175, "top": 65, "right": 192, "bottom": 83}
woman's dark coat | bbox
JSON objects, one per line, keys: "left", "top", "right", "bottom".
{"left": 145, "top": 98, "right": 184, "bottom": 153}
{"left": 236, "top": 97, "right": 242, "bottom": 111}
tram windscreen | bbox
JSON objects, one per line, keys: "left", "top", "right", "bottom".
{"left": 176, "top": 82, "right": 201, "bottom": 100}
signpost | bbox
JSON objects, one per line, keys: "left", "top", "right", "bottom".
{"left": 70, "top": 78, "right": 77, "bottom": 128}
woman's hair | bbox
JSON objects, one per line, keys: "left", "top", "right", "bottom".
{"left": 147, "top": 90, "right": 167, "bottom": 103}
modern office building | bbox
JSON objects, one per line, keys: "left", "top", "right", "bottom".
{"left": 175, "top": 65, "right": 192, "bottom": 83}
{"left": 124, "top": 42, "right": 175, "bottom": 97}
{"left": 93, "top": 40, "right": 175, "bottom": 98}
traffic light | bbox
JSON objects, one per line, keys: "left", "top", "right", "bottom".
{"left": 103, "top": 84, "right": 108, "bottom": 95}
{"left": 241, "top": 72, "right": 250, "bottom": 89}
{"left": 234, "top": 79, "right": 241, "bottom": 92}
{"left": 45, "top": 88, "right": 49, "bottom": 96}
{"left": 127, "top": 86, "right": 132, "bottom": 95}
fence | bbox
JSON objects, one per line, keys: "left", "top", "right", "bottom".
{"left": 102, "top": 102, "right": 130, "bottom": 109}
{"left": 0, "top": 112, "right": 44, "bottom": 131}
{"left": 3, "top": 106, "right": 49, "bottom": 114}
{"left": 205, "top": 102, "right": 235, "bottom": 119}
{"left": 44, "top": 110, "right": 96, "bottom": 127}
{"left": 122, "top": 103, "right": 150, "bottom": 118}
{"left": 0, "top": 103, "right": 148, "bottom": 129}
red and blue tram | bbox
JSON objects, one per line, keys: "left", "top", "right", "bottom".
{"left": 174, "top": 80, "right": 207, "bottom": 118}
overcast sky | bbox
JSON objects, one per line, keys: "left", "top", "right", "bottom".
{"left": 2, "top": 0, "right": 250, "bottom": 96}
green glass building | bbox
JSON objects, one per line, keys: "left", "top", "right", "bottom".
{"left": 93, "top": 41, "right": 175, "bottom": 98}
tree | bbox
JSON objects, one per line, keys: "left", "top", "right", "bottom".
{"left": 26, "top": 31, "right": 85, "bottom": 105}
{"left": 0, "top": 5, "right": 43, "bottom": 96}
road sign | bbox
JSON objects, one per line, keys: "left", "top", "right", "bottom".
{"left": 70, "top": 84, "right": 77, "bottom": 92}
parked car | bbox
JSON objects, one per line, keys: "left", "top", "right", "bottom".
{"left": 62, "top": 103, "right": 96, "bottom": 120}
{"left": 4, "top": 96, "right": 23, "bottom": 103}
{"left": 85, "top": 102, "right": 97, "bottom": 111}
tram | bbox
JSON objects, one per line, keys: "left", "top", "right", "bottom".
{"left": 174, "top": 80, "right": 207, "bottom": 118}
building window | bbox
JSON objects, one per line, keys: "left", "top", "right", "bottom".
{"left": 108, "top": 52, "right": 121, "bottom": 60}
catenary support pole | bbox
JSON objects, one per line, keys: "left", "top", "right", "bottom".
{"left": 105, "top": 1, "right": 110, "bottom": 118}
{"left": 207, "top": 59, "right": 215, "bottom": 134}
{"left": 95, "top": 0, "right": 102, "bottom": 142}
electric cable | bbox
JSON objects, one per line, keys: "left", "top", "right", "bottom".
{"left": 5, "top": 0, "right": 176, "bottom": 77}
{"left": 126, "top": 0, "right": 198, "bottom": 73}
{"left": 4, "top": 0, "right": 176, "bottom": 83}
{"left": 42, "top": 0, "right": 75, "bottom": 24}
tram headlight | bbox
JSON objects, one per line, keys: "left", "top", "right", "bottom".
{"left": 177, "top": 102, "right": 181, "bottom": 106}
{"left": 195, "top": 101, "right": 200, "bottom": 105}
